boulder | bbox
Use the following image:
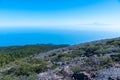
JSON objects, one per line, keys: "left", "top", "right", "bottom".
{"left": 71, "top": 72, "right": 91, "bottom": 80}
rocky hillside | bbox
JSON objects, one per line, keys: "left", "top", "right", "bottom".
{"left": 0, "top": 37, "right": 120, "bottom": 80}
{"left": 34, "top": 37, "right": 120, "bottom": 80}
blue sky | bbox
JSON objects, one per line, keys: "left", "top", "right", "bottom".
{"left": 0, "top": 0, "right": 120, "bottom": 31}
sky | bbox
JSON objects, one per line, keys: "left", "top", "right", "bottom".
{"left": 0, "top": 0, "right": 120, "bottom": 46}
{"left": 0, "top": 0, "right": 120, "bottom": 31}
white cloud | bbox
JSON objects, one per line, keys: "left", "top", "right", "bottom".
{"left": 56, "top": 24, "right": 120, "bottom": 32}
{"left": 0, "top": 21, "right": 120, "bottom": 32}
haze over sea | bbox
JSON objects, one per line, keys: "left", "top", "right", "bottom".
{"left": 0, "top": 27, "right": 120, "bottom": 46}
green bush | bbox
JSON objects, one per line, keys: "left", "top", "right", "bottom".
{"left": 0, "top": 44, "right": 67, "bottom": 67}
{"left": 4, "top": 59, "right": 48, "bottom": 76}
{"left": 0, "top": 74, "right": 38, "bottom": 80}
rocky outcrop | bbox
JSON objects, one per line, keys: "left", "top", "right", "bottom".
{"left": 37, "top": 71, "right": 63, "bottom": 80}
{"left": 71, "top": 72, "right": 91, "bottom": 80}
{"left": 93, "top": 67, "right": 120, "bottom": 80}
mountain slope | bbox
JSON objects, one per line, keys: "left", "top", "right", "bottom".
{"left": 0, "top": 37, "right": 120, "bottom": 80}
{"left": 34, "top": 37, "right": 120, "bottom": 80}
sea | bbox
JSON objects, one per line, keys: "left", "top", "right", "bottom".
{"left": 0, "top": 28, "right": 120, "bottom": 46}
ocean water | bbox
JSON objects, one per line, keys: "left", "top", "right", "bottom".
{"left": 0, "top": 28, "right": 120, "bottom": 46}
